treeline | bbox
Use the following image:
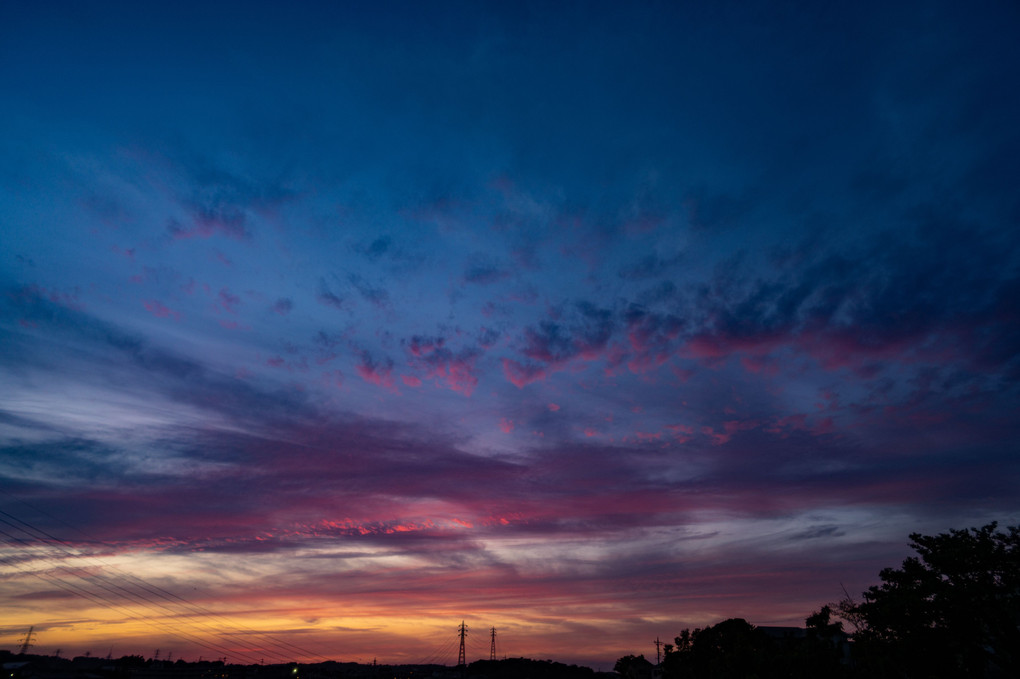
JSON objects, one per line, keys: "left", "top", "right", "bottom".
{"left": 617, "top": 523, "right": 1020, "bottom": 679}
{"left": 467, "top": 658, "right": 614, "bottom": 679}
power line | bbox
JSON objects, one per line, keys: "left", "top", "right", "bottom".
{"left": 1, "top": 504, "right": 333, "bottom": 663}
{"left": 0, "top": 507, "right": 333, "bottom": 663}
{"left": 417, "top": 634, "right": 458, "bottom": 665}
{"left": 0, "top": 523, "right": 295, "bottom": 664}
{"left": 0, "top": 543, "right": 264, "bottom": 664}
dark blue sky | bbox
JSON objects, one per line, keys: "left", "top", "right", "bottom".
{"left": 2, "top": 0, "right": 1019, "bottom": 668}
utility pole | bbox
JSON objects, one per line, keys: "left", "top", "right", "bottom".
{"left": 654, "top": 637, "right": 662, "bottom": 666}
{"left": 17, "top": 627, "right": 35, "bottom": 655}
{"left": 489, "top": 627, "right": 497, "bottom": 661}
{"left": 457, "top": 621, "right": 468, "bottom": 667}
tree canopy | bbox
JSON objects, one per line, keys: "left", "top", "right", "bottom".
{"left": 851, "top": 522, "right": 1020, "bottom": 678}
{"left": 619, "top": 522, "right": 1020, "bottom": 679}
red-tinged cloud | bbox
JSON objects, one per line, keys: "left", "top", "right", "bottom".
{"left": 167, "top": 205, "right": 250, "bottom": 241}
{"left": 143, "top": 299, "right": 181, "bottom": 321}
{"left": 740, "top": 354, "right": 780, "bottom": 376}
{"left": 356, "top": 351, "right": 396, "bottom": 390}
{"left": 634, "top": 431, "right": 662, "bottom": 442}
{"left": 402, "top": 374, "right": 422, "bottom": 387}
{"left": 12, "top": 284, "right": 84, "bottom": 311}
{"left": 665, "top": 423, "right": 694, "bottom": 443}
{"left": 111, "top": 245, "right": 136, "bottom": 260}
{"left": 502, "top": 358, "right": 548, "bottom": 388}
{"left": 624, "top": 305, "right": 684, "bottom": 373}
{"left": 405, "top": 337, "right": 481, "bottom": 395}
{"left": 499, "top": 418, "right": 514, "bottom": 433}
{"left": 217, "top": 287, "right": 241, "bottom": 314}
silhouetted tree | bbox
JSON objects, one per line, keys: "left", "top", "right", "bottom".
{"left": 796, "top": 605, "right": 850, "bottom": 678}
{"left": 846, "top": 522, "right": 1020, "bottom": 678}
{"left": 660, "top": 618, "right": 774, "bottom": 679}
{"left": 613, "top": 654, "right": 653, "bottom": 679}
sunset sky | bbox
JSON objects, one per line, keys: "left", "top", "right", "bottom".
{"left": 2, "top": 0, "right": 1019, "bottom": 670}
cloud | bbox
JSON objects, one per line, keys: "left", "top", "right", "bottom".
{"left": 216, "top": 287, "right": 241, "bottom": 314}
{"left": 142, "top": 299, "right": 181, "bottom": 321}
{"left": 502, "top": 359, "right": 548, "bottom": 388}
{"left": 316, "top": 277, "right": 347, "bottom": 310}
{"left": 502, "top": 302, "right": 617, "bottom": 385}
{"left": 463, "top": 254, "right": 510, "bottom": 285}
{"left": 348, "top": 274, "right": 390, "bottom": 308}
{"left": 356, "top": 351, "right": 396, "bottom": 390}
{"left": 358, "top": 235, "right": 392, "bottom": 260}
{"left": 404, "top": 335, "right": 482, "bottom": 395}
{"left": 272, "top": 298, "right": 294, "bottom": 315}
{"left": 618, "top": 252, "right": 683, "bottom": 280}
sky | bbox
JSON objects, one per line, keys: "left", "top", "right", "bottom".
{"left": 1, "top": 0, "right": 1019, "bottom": 670}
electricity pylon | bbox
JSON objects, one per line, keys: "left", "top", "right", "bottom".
{"left": 457, "top": 621, "right": 467, "bottom": 667}
{"left": 489, "top": 627, "right": 497, "bottom": 661}
{"left": 17, "top": 627, "right": 36, "bottom": 655}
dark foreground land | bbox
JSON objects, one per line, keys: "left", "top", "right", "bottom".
{"left": 1, "top": 653, "right": 615, "bottom": 679}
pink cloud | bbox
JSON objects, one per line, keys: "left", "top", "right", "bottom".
{"left": 740, "top": 354, "right": 780, "bottom": 376}
{"left": 406, "top": 338, "right": 480, "bottom": 395}
{"left": 356, "top": 353, "right": 397, "bottom": 391}
{"left": 700, "top": 425, "right": 726, "bottom": 444}
{"left": 548, "top": 403, "right": 560, "bottom": 412}
{"left": 427, "top": 355, "right": 478, "bottom": 395}
{"left": 666, "top": 423, "right": 694, "bottom": 443}
{"left": 814, "top": 416, "right": 835, "bottom": 434}
{"left": 499, "top": 418, "right": 515, "bottom": 433}
{"left": 143, "top": 299, "right": 181, "bottom": 321}
{"left": 19, "top": 284, "right": 84, "bottom": 311}
{"left": 111, "top": 245, "right": 136, "bottom": 260}
{"left": 635, "top": 431, "right": 662, "bottom": 442}
{"left": 408, "top": 336, "right": 443, "bottom": 357}
{"left": 764, "top": 413, "right": 838, "bottom": 438}
{"left": 682, "top": 335, "right": 731, "bottom": 361}
{"left": 402, "top": 374, "right": 422, "bottom": 387}
{"left": 671, "top": 365, "right": 695, "bottom": 382}
{"left": 168, "top": 207, "right": 249, "bottom": 241}
{"left": 217, "top": 287, "right": 241, "bottom": 314}
{"left": 502, "top": 358, "right": 548, "bottom": 388}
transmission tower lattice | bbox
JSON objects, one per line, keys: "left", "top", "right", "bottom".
{"left": 17, "top": 627, "right": 36, "bottom": 655}
{"left": 489, "top": 627, "right": 497, "bottom": 661}
{"left": 457, "top": 621, "right": 468, "bottom": 666}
